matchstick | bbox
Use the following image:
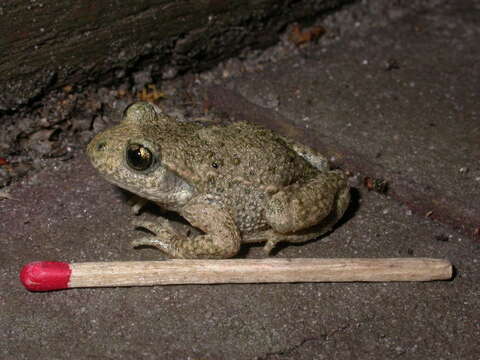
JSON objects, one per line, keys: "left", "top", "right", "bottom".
{"left": 20, "top": 258, "right": 452, "bottom": 291}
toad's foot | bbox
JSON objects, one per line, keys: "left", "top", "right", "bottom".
{"left": 127, "top": 195, "right": 149, "bottom": 215}
{"left": 244, "top": 225, "right": 344, "bottom": 256}
{"left": 262, "top": 239, "right": 279, "bottom": 255}
{"left": 132, "top": 220, "right": 180, "bottom": 253}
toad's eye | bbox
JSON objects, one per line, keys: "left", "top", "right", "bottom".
{"left": 126, "top": 143, "right": 154, "bottom": 171}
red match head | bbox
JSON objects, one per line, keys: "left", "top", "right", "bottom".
{"left": 20, "top": 261, "right": 72, "bottom": 291}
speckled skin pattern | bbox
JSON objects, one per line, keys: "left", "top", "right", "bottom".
{"left": 87, "top": 102, "right": 350, "bottom": 259}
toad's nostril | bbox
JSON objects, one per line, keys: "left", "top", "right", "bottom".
{"left": 96, "top": 141, "right": 107, "bottom": 151}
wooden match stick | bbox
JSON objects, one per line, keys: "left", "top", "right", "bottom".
{"left": 20, "top": 258, "right": 452, "bottom": 291}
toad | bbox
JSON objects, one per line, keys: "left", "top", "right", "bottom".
{"left": 87, "top": 102, "right": 350, "bottom": 259}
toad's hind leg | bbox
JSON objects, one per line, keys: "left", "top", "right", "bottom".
{"left": 265, "top": 170, "right": 350, "bottom": 235}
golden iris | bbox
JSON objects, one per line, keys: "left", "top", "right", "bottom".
{"left": 126, "top": 143, "right": 153, "bottom": 171}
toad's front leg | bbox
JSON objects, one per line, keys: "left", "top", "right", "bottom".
{"left": 133, "top": 195, "right": 241, "bottom": 259}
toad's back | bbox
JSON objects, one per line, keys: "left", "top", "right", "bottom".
{"left": 156, "top": 121, "right": 319, "bottom": 190}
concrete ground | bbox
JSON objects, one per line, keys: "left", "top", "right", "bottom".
{"left": 1, "top": 1, "right": 479, "bottom": 359}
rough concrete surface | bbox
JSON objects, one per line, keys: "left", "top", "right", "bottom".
{"left": 1, "top": 1, "right": 479, "bottom": 359}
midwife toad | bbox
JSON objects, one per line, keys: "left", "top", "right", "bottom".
{"left": 87, "top": 102, "right": 350, "bottom": 259}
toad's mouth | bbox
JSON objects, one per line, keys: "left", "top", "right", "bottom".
{"left": 93, "top": 165, "right": 195, "bottom": 210}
